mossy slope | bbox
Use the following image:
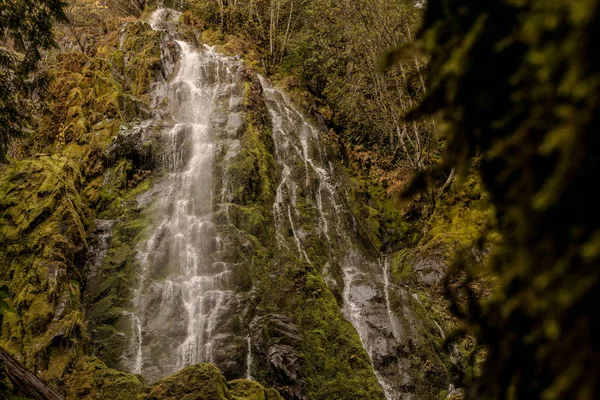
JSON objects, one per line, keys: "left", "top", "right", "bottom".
{"left": 0, "top": 14, "right": 171, "bottom": 395}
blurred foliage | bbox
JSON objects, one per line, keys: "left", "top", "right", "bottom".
{"left": 414, "top": 0, "right": 600, "bottom": 398}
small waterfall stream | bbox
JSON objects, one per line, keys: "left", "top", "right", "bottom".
{"left": 246, "top": 335, "right": 253, "bottom": 380}
{"left": 260, "top": 77, "right": 414, "bottom": 399}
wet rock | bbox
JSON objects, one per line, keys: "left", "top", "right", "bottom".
{"left": 410, "top": 246, "right": 448, "bottom": 285}
{"left": 83, "top": 219, "right": 116, "bottom": 308}
{"left": 251, "top": 314, "right": 306, "bottom": 400}
{"left": 268, "top": 345, "right": 302, "bottom": 385}
{"left": 210, "top": 335, "right": 247, "bottom": 380}
{"left": 148, "top": 364, "right": 229, "bottom": 400}
{"left": 104, "top": 121, "right": 155, "bottom": 170}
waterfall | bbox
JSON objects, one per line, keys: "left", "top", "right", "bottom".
{"left": 121, "top": 8, "right": 246, "bottom": 382}
{"left": 260, "top": 77, "right": 414, "bottom": 399}
{"left": 110, "top": 7, "right": 432, "bottom": 395}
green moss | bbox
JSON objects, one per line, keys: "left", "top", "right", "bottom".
{"left": 201, "top": 29, "right": 225, "bottom": 46}
{"left": 63, "top": 356, "right": 146, "bottom": 400}
{"left": 228, "top": 379, "right": 283, "bottom": 400}
{"left": 148, "top": 364, "right": 229, "bottom": 400}
{"left": 423, "top": 173, "right": 497, "bottom": 258}
{"left": 224, "top": 204, "right": 271, "bottom": 240}
{"left": 391, "top": 248, "right": 418, "bottom": 284}
{"left": 227, "top": 122, "right": 277, "bottom": 206}
{"left": 0, "top": 156, "right": 88, "bottom": 380}
{"left": 291, "top": 269, "right": 383, "bottom": 399}
{"left": 0, "top": 12, "right": 167, "bottom": 390}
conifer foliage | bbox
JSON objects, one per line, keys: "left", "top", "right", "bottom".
{"left": 0, "top": 0, "right": 67, "bottom": 159}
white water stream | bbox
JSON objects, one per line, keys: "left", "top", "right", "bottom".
{"left": 121, "top": 8, "right": 245, "bottom": 382}
{"left": 260, "top": 77, "right": 413, "bottom": 399}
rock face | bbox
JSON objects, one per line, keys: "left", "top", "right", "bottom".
{"left": 250, "top": 315, "right": 305, "bottom": 399}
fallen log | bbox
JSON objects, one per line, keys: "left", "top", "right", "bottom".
{"left": 0, "top": 346, "right": 64, "bottom": 400}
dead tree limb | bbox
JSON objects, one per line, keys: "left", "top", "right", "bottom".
{"left": 0, "top": 346, "right": 64, "bottom": 400}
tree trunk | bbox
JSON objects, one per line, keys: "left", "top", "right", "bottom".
{"left": 0, "top": 347, "right": 64, "bottom": 400}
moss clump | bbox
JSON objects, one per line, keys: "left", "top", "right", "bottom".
{"left": 39, "top": 52, "right": 137, "bottom": 155}
{"left": 63, "top": 356, "right": 146, "bottom": 400}
{"left": 391, "top": 248, "right": 418, "bottom": 284}
{"left": 228, "top": 379, "right": 283, "bottom": 400}
{"left": 148, "top": 364, "right": 229, "bottom": 400}
{"left": 99, "top": 22, "right": 165, "bottom": 101}
{"left": 423, "top": 173, "right": 497, "bottom": 258}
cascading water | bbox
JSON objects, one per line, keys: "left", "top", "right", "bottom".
{"left": 260, "top": 77, "right": 418, "bottom": 399}
{"left": 98, "top": 6, "right": 447, "bottom": 395}
{"left": 120, "top": 8, "right": 247, "bottom": 382}
{"left": 246, "top": 335, "right": 253, "bottom": 380}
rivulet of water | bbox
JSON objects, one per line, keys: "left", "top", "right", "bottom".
{"left": 259, "top": 76, "right": 415, "bottom": 399}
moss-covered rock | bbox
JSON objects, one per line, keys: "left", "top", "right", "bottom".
{"left": 0, "top": 156, "right": 88, "bottom": 385}
{"left": 229, "top": 379, "right": 283, "bottom": 400}
{"left": 148, "top": 364, "right": 229, "bottom": 400}
{"left": 63, "top": 356, "right": 146, "bottom": 400}
{"left": 148, "top": 364, "right": 280, "bottom": 400}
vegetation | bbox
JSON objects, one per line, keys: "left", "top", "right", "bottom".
{"left": 0, "top": 0, "right": 68, "bottom": 159}
{"left": 0, "top": 285, "right": 15, "bottom": 318}
{"left": 2, "top": 0, "right": 597, "bottom": 399}
{"left": 413, "top": 0, "right": 600, "bottom": 398}
{"left": 184, "top": 0, "right": 439, "bottom": 190}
